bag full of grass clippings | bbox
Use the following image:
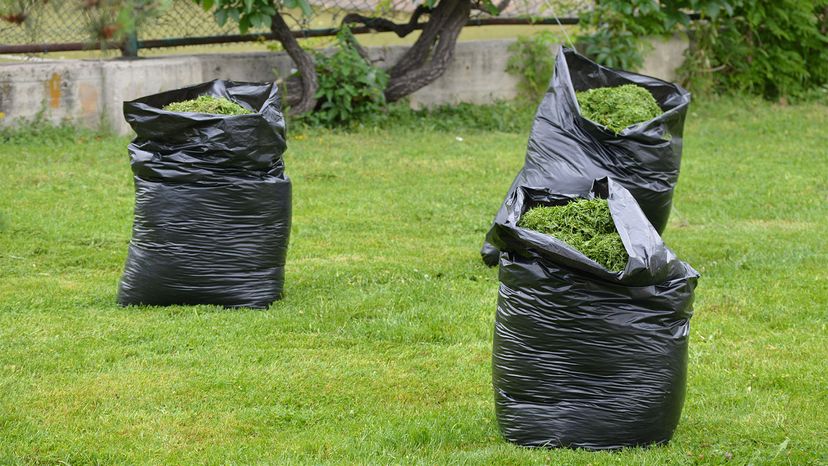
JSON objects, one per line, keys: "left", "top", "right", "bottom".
{"left": 117, "top": 80, "right": 291, "bottom": 309}
{"left": 481, "top": 47, "right": 691, "bottom": 266}
{"left": 486, "top": 178, "right": 699, "bottom": 450}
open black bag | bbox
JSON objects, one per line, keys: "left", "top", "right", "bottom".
{"left": 481, "top": 47, "right": 691, "bottom": 266}
{"left": 486, "top": 178, "right": 699, "bottom": 450}
{"left": 118, "top": 80, "right": 291, "bottom": 309}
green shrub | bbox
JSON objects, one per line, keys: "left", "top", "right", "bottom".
{"left": 578, "top": 0, "right": 828, "bottom": 100}
{"left": 506, "top": 31, "right": 562, "bottom": 98}
{"left": 681, "top": 1, "right": 828, "bottom": 100}
{"left": 518, "top": 198, "right": 628, "bottom": 271}
{"left": 576, "top": 84, "right": 662, "bottom": 134}
{"left": 307, "top": 26, "right": 389, "bottom": 127}
{"left": 163, "top": 96, "right": 252, "bottom": 115}
{"left": 579, "top": 26, "right": 646, "bottom": 72}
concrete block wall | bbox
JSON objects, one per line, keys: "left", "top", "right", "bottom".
{"left": 0, "top": 61, "right": 104, "bottom": 127}
{"left": 0, "top": 38, "right": 688, "bottom": 135}
{"left": 640, "top": 34, "right": 689, "bottom": 84}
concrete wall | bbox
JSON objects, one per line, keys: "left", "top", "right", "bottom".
{"left": 0, "top": 37, "right": 688, "bottom": 135}
{"left": 640, "top": 34, "right": 689, "bottom": 84}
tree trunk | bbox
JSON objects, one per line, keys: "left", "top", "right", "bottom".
{"left": 270, "top": 10, "right": 318, "bottom": 115}
{"left": 383, "top": 0, "right": 471, "bottom": 102}
{"left": 286, "top": 0, "right": 475, "bottom": 111}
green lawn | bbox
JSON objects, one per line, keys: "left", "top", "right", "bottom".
{"left": 0, "top": 98, "right": 826, "bottom": 464}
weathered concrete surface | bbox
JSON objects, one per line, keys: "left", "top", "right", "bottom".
{"left": 101, "top": 57, "right": 203, "bottom": 133}
{"left": 0, "top": 37, "right": 688, "bottom": 134}
{"left": 373, "top": 40, "right": 522, "bottom": 109}
{"left": 640, "top": 33, "right": 689, "bottom": 83}
{"left": 0, "top": 61, "right": 104, "bottom": 127}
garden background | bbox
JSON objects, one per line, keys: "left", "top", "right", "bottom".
{"left": 1, "top": 0, "right": 827, "bottom": 463}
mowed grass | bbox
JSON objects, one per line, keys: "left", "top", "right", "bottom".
{"left": 0, "top": 98, "right": 826, "bottom": 464}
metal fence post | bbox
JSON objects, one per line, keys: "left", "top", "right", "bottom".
{"left": 122, "top": 29, "right": 139, "bottom": 58}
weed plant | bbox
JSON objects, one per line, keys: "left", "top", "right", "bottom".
{"left": 306, "top": 26, "right": 389, "bottom": 127}
{"left": 518, "top": 198, "right": 628, "bottom": 271}
{"left": 576, "top": 84, "right": 662, "bottom": 134}
{"left": 505, "top": 31, "right": 562, "bottom": 98}
{"left": 163, "top": 96, "right": 252, "bottom": 115}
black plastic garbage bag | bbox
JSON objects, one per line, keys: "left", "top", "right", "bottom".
{"left": 486, "top": 178, "right": 699, "bottom": 450}
{"left": 481, "top": 47, "right": 691, "bottom": 266}
{"left": 117, "top": 80, "right": 291, "bottom": 309}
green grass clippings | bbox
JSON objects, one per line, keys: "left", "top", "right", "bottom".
{"left": 576, "top": 84, "right": 662, "bottom": 134}
{"left": 518, "top": 198, "right": 629, "bottom": 271}
{"left": 163, "top": 95, "right": 253, "bottom": 115}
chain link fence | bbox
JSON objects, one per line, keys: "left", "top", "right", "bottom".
{"left": 0, "top": 0, "right": 588, "bottom": 54}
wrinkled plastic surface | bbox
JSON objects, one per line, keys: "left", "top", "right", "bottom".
{"left": 118, "top": 80, "right": 291, "bottom": 309}
{"left": 487, "top": 178, "right": 699, "bottom": 450}
{"left": 481, "top": 48, "right": 691, "bottom": 266}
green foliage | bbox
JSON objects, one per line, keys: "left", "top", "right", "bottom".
{"left": 578, "top": 23, "right": 646, "bottom": 71}
{"left": 194, "top": 0, "right": 312, "bottom": 33}
{"left": 87, "top": 0, "right": 171, "bottom": 44}
{"left": 289, "top": 100, "right": 536, "bottom": 133}
{"left": 0, "top": 119, "right": 105, "bottom": 146}
{"left": 681, "top": 1, "right": 828, "bottom": 99}
{"left": 0, "top": 110, "right": 114, "bottom": 145}
{"left": 518, "top": 199, "right": 628, "bottom": 271}
{"left": 305, "top": 27, "right": 389, "bottom": 127}
{"left": 505, "top": 31, "right": 560, "bottom": 98}
{"left": 0, "top": 1, "right": 37, "bottom": 24}
{"left": 1, "top": 0, "right": 170, "bottom": 48}
{"left": 578, "top": 0, "right": 828, "bottom": 99}
{"left": 576, "top": 84, "right": 663, "bottom": 134}
{"left": 162, "top": 95, "right": 252, "bottom": 115}
{"left": 578, "top": 0, "right": 729, "bottom": 71}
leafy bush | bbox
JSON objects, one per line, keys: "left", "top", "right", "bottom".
{"left": 578, "top": 8, "right": 649, "bottom": 71}
{"left": 578, "top": 0, "right": 828, "bottom": 99}
{"left": 576, "top": 84, "right": 662, "bottom": 134}
{"left": 518, "top": 198, "right": 628, "bottom": 271}
{"left": 576, "top": 0, "right": 693, "bottom": 71}
{"left": 204, "top": 0, "right": 312, "bottom": 33}
{"left": 307, "top": 27, "right": 389, "bottom": 127}
{"left": 681, "top": 1, "right": 828, "bottom": 100}
{"left": 163, "top": 96, "right": 252, "bottom": 115}
{"left": 506, "top": 31, "right": 561, "bottom": 98}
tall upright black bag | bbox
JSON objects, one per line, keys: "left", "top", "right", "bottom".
{"left": 481, "top": 48, "right": 691, "bottom": 266}
{"left": 118, "top": 80, "right": 291, "bottom": 309}
{"left": 486, "top": 178, "right": 699, "bottom": 450}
